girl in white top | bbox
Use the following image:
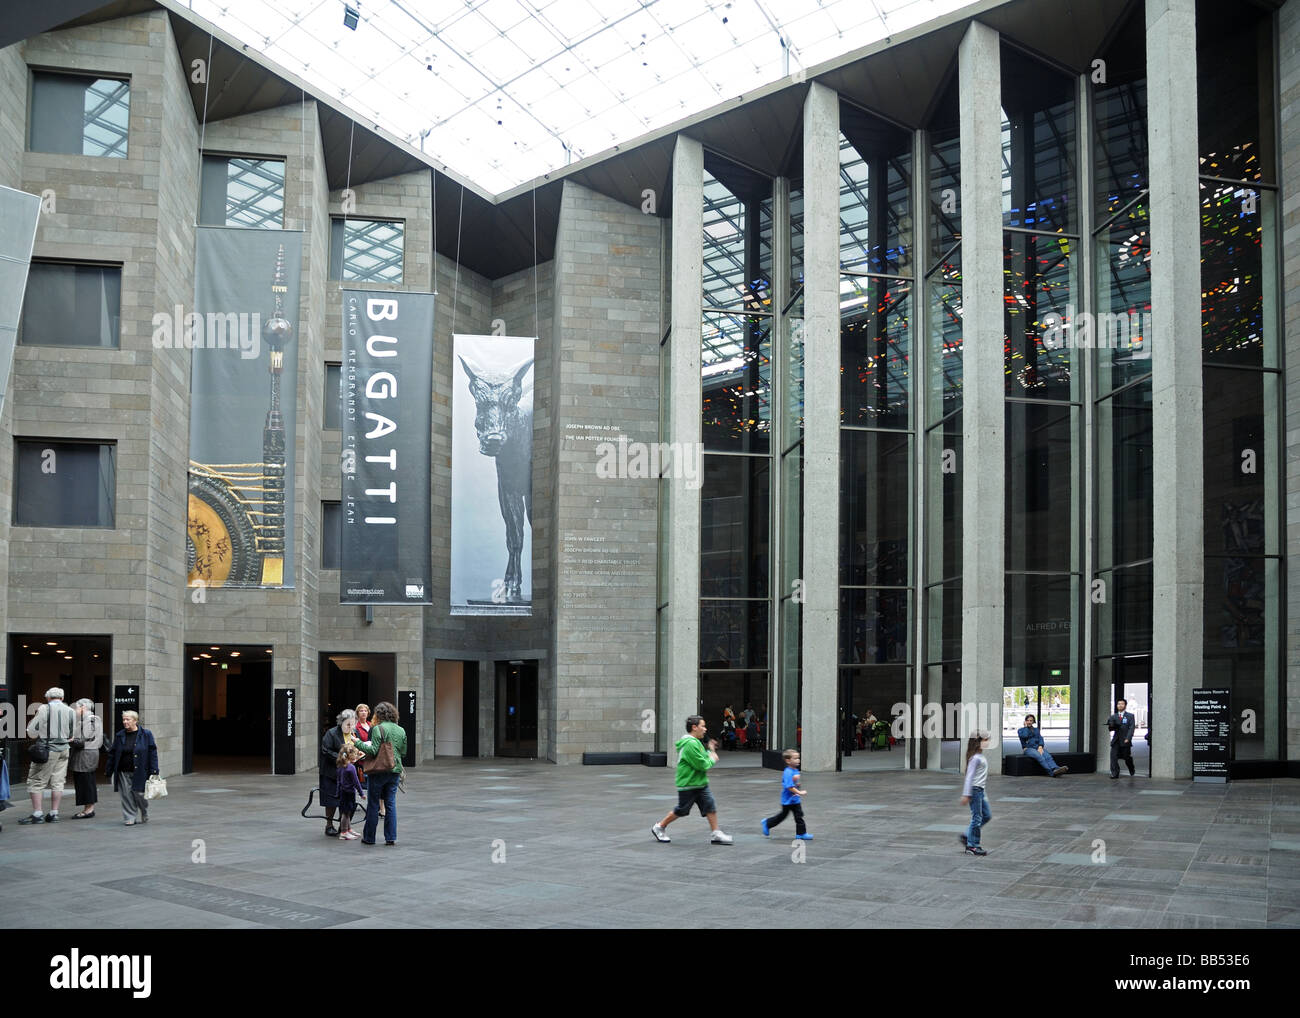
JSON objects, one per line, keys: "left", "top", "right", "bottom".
{"left": 959, "top": 731, "right": 992, "bottom": 856}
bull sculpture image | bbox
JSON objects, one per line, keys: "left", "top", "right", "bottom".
{"left": 459, "top": 354, "right": 533, "bottom": 603}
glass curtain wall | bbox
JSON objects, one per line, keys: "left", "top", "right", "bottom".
{"left": 923, "top": 74, "right": 963, "bottom": 733}
{"left": 700, "top": 154, "right": 773, "bottom": 745}
{"left": 1196, "top": 1, "right": 1282, "bottom": 760}
{"left": 1001, "top": 45, "right": 1082, "bottom": 752}
{"left": 777, "top": 179, "right": 804, "bottom": 749}
{"left": 1092, "top": 10, "right": 1153, "bottom": 756}
{"left": 838, "top": 102, "right": 913, "bottom": 760}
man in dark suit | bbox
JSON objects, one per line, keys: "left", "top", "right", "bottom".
{"left": 1107, "top": 698, "right": 1136, "bottom": 778}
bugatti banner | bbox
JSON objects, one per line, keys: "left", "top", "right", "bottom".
{"left": 188, "top": 227, "right": 302, "bottom": 589}
{"left": 340, "top": 289, "right": 434, "bottom": 605}
{"left": 451, "top": 334, "right": 534, "bottom": 615}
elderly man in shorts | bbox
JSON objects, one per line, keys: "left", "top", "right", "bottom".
{"left": 19, "top": 687, "right": 77, "bottom": 824}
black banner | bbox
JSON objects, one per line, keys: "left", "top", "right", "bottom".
{"left": 341, "top": 290, "right": 435, "bottom": 604}
{"left": 1192, "top": 687, "right": 1230, "bottom": 782}
{"left": 112, "top": 685, "right": 139, "bottom": 735}
{"left": 399, "top": 689, "right": 417, "bottom": 767}
{"left": 273, "top": 688, "right": 295, "bottom": 775}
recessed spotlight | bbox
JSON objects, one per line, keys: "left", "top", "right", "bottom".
{"left": 46, "top": 642, "right": 57, "bottom": 646}
{"left": 210, "top": 646, "right": 220, "bottom": 651}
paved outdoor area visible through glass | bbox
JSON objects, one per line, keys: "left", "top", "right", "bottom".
{"left": 4, "top": 760, "right": 1298, "bottom": 929}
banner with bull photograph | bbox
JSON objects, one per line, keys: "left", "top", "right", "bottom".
{"left": 451, "top": 334, "right": 534, "bottom": 615}
{"left": 187, "top": 227, "right": 302, "bottom": 589}
{"left": 340, "top": 289, "right": 434, "bottom": 605}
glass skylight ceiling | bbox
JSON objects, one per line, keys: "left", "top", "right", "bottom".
{"left": 185, "top": 0, "right": 972, "bottom": 194}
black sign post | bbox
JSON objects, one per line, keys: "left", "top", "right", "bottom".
{"left": 273, "top": 688, "right": 296, "bottom": 775}
{"left": 112, "top": 685, "right": 139, "bottom": 736}
{"left": 1192, "top": 687, "right": 1230, "bottom": 783}
{"left": 399, "top": 689, "right": 416, "bottom": 767}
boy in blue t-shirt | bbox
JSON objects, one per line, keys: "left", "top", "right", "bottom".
{"left": 760, "top": 749, "right": 813, "bottom": 840}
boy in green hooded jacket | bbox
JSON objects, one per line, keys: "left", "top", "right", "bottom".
{"left": 651, "top": 715, "right": 733, "bottom": 845}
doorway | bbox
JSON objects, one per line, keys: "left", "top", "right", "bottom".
{"left": 495, "top": 660, "right": 537, "bottom": 758}
{"left": 5, "top": 634, "right": 111, "bottom": 782}
{"left": 184, "top": 644, "right": 272, "bottom": 774}
{"left": 434, "top": 659, "right": 481, "bottom": 757}
{"left": 319, "top": 653, "right": 396, "bottom": 738}
{"left": 1110, "top": 655, "right": 1151, "bottom": 778}
{"left": 836, "top": 666, "right": 907, "bottom": 771}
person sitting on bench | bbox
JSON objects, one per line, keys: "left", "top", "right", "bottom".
{"left": 1016, "top": 715, "right": 1068, "bottom": 776}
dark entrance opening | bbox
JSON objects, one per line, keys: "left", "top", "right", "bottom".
{"left": 319, "top": 653, "right": 396, "bottom": 738}
{"left": 495, "top": 660, "right": 537, "bottom": 758}
{"left": 184, "top": 644, "right": 272, "bottom": 774}
{"left": 4, "top": 634, "right": 111, "bottom": 782}
{"left": 1110, "top": 655, "right": 1152, "bottom": 778}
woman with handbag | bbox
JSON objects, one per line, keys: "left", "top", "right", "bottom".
{"left": 352, "top": 701, "right": 407, "bottom": 847}
{"left": 104, "top": 710, "right": 160, "bottom": 826}
{"left": 69, "top": 699, "right": 102, "bottom": 819}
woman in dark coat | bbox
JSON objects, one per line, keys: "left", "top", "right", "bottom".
{"left": 70, "top": 698, "right": 102, "bottom": 818}
{"left": 104, "top": 711, "right": 159, "bottom": 826}
{"left": 319, "top": 709, "right": 356, "bottom": 837}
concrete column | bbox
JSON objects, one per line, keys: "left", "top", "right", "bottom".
{"left": 1278, "top": 0, "right": 1300, "bottom": 762}
{"left": 799, "top": 82, "right": 839, "bottom": 772}
{"left": 958, "top": 21, "right": 1005, "bottom": 745}
{"left": 1146, "top": 0, "right": 1202, "bottom": 779}
{"left": 664, "top": 134, "right": 703, "bottom": 763}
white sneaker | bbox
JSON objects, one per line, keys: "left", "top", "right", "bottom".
{"left": 651, "top": 823, "right": 671, "bottom": 843}
{"left": 710, "top": 830, "right": 734, "bottom": 845}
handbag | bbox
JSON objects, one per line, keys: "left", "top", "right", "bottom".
{"left": 144, "top": 774, "right": 168, "bottom": 800}
{"left": 27, "top": 706, "right": 53, "bottom": 763}
{"left": 361, "top": 725, "right": 397, "bottom": 775}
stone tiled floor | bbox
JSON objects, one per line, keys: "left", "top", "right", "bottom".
{"left": 2, "top": 759, "right": 1298, "bottom": 929}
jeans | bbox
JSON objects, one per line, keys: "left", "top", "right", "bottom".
{"left": 362, "top": 772, "right": 399, "bottom": 843}
{"left": 764, "top": 801, "right": 807, "bottom": 836}
{"left": 966, "top": 787, "right": 991, "bottom": 848}
{"left": 1024, "top": 747, "right": 1061, "bottom": 774}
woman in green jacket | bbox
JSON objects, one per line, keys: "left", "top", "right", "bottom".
{"left": 353, "top": 701, "right": 408, "bottom": 846}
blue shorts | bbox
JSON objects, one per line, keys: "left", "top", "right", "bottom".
{"left": 673, "top": 785, "right": 716, "bottom": 817}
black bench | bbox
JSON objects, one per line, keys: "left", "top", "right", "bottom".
{"left": 1002, "top": 751, "right": 1095, "bottom": 776}
{"left": 581, "top": 751, "right": 668, "bottom": 767}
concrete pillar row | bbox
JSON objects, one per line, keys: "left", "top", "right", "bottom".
{"left": 957, "top": 21, "right": 1006, "bottom": 745}
{"left": 1145, "top": 0, "right": 1203, "bottom": 779}
{"left": 799, "top": 82, "right": 840, "bottom": 772}
{"left": 664, "top": 134, "right": 703, "bottom": 764}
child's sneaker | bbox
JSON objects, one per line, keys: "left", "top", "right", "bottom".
{"left": 650, "top": 823, "right": 671, "bottom": 843}
{"left": 795, "top": 833, "right": 814, "bottom": 841}
{"left": 710, "top": 830, "right": 734, "bottom": 845}
{"left": 760, "top": 819, "right": 770, "bottom": 837}
{"left": 964, "top": 845, "right": 987, "bottom": 856}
